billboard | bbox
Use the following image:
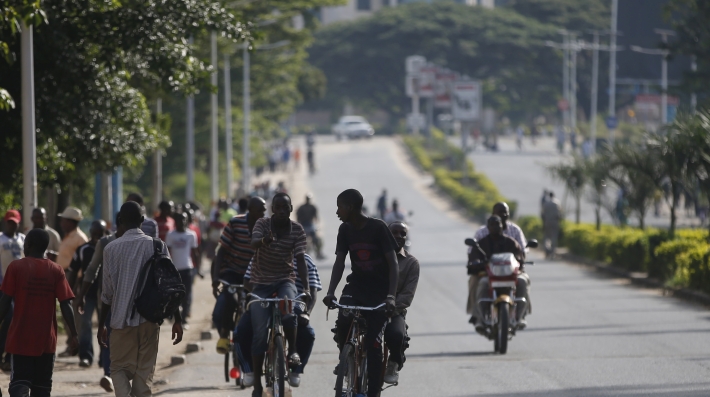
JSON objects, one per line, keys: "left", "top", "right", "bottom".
{"left": 434, "top": 69, "right": 458, "bottom": 108}
{"left": 452, "top": 80, "right": 482, "bottom": 121}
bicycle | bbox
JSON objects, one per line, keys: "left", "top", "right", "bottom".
{"left": 219, "top": 280, "right": 248, "bottom": 388}
{"left": 329, "top": 301, "right": 396, "bottom": 397}
{"left": 247, "top": 292, "right": 307, "bottom": 397}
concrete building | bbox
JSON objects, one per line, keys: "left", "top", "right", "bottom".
{"left": 319, "top": 0, "right": 494, "bottom": 26}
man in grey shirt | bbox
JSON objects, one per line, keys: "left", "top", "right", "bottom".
{"left": 97, "top": 202, "right": 183, "bottom": 397}
{"left": 383, "top": 221, "right": 420, "bottom": 385}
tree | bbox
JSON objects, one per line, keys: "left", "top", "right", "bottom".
{"left": 0, "top": 0, "right": 249, "bottom": 210}
{"left": 583, "top": 154, "right": 613, "bottom": 230}
{"left": 308, "top": 2, "right": 561, "bottom": 125}
{"left": 547, "top": 156, "right": 587, "bottom": 224}
{"left": 607, "top": 146, "right": 659, "bottom": 230}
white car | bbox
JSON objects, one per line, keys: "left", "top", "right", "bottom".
{"left": 332, "top": 116, "right": 375, "bottom": 140}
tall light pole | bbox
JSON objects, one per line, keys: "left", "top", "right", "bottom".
{"left": 21, "top": 21, "right": 37, "bottom": 230}
{"left": 224, "top": 54, "right": 234, "bottom": 199}
{"left": 186, "top": 37, "right": 195, "bottom": 202}
{"left": 590, "top": 32, "right": 600, "bottom": 156}
{"left": 608, "top": 0, "right": 618, "bottom": 144}
{"left": 570, "top": 35, "right": 578, "bottom": 134}
{"left": 242, "top": 44, "right": 250, "bottom": 196}
{"left": 210, "top": 32, "right": 219, "bottom": 203}
{"left": 562, "top": 31, "right": 570, "bottom": 129}
{"left": 152, "top": 98, "right": 163, "bottom": 209}
{"left": 691, "top": 55, "right": 697, "bottom": 112}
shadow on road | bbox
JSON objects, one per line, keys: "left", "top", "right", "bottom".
{"left": 407, "top": 351, "right": 495, "bottom": 359}
{"left": 450, "top": 382, "right": 710, "bottom": 397}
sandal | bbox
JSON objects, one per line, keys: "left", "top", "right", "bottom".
{"left": 288, "top": 353, "right": 302, "bottom": 368}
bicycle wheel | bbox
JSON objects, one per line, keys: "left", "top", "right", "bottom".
{"left": 359, "top": 354, "right": 368, "bottom": 395}
{"left": 273, "top": 334, "right": 286, "bottom": 397}
{"left": 334, "top": 344, "right": 356, "bottom": 397}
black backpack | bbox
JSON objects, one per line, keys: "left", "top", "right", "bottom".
{"left": 132, "top": 238, "right": 186, "bottom": 325}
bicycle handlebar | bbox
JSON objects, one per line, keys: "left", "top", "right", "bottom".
{"left": 329, "top": 301, "right": 386, "bottom": 311}
{"left": 246, "top": 293, "right": 308, "bottom": 310}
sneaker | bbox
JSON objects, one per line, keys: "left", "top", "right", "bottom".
{"left": 58, "top": 347, "right": 78, "bottom": 357}
{"left": 474, "top": 320, "right": 486, "bottom": 334}
{"left": 333, "top": 364, "right": 339, "bottom": 375}
{"left": 216, "top": 338, "right": 230, "bottom": 354}
{"left": 383, "top": 361, "right": 399, "bottom": 384}
{"left": 288, "top": 372, "right": 301, "bottom": 387}
{"left": 242, "top": 372, "right": 254, "bottom": 387}
{"left": 79, "top": 359, "right": 91, "bottom": 368}
{"left": 517, "top": 319, "right": 528, "bottom": 330}
{"left": 100, "top": 376, "right": 114, "bottom": 392}
{"left": 468, "top": 315, "right": 477, "bottom": 325}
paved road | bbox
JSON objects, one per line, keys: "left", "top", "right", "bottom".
{"left": 459, "top": 135, "right": 701, "bottom": 229}
{"left": 159, "top": 137, "right": 710, "bottom": 397}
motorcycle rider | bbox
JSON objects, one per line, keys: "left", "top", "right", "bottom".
{"left": 468, "top": 202, "right": 527, "bottom": 326}
{"left": 383, "top": 221, "right": 420, "bottom": 385}
{"left": 470, "top": 215, "right": 529, "bottom": 332}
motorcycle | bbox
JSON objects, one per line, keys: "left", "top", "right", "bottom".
{"left": 464, "top": 238, "right": 538, "bottom": 354}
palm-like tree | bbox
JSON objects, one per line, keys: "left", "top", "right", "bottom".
{"left": 547, "top": 156, "right": 587, "bottom": 224}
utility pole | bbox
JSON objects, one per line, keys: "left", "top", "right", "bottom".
{"left": 608, "top": 0, "right": 618, "bottom": 144}
{"left": 152, "top": 98, "right": 163, "bottom": 209}
{"left": 590, "top": 31, "right": 600, "bottom": 156}
{"left": 691, "top": 55, "right": 697, "bottom": 112}
{"left": 210, "top": 32, "right": 219, "bottom": 203}
{"left": 242, "top": 44, "right": 250, "bottom": 196}
{"left": 186, "top": 36, "right": 195, "bottom": 202}
{"left": 224, "top": 54, "right": 234, "bottom": 199}
{"left": 412, "top": 90, "right": 420, "bottom": 136}
{"left": 21, "top": 21, "right": 37, "bottom": 230}
{"left": 630, "top": 29, "right": 675, "bottom": 125}
{"left": 570, "top": 35, "right": 578, "bottom": 134}
{"left": 562, "top": 31, "right": 570, "bottom": 130}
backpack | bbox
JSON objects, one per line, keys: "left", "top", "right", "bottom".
{"left": 132, "top": 238, "right": 186, "bottom": 325}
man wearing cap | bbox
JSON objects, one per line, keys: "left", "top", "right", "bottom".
{"left": 31, "top": 207, "right": 61, "bottom": 261}
{"left": 57, "top": 206, "right": 89, "bottom": 270}
{"left": 0, "top": 209, "right": 26, "bottom": 369}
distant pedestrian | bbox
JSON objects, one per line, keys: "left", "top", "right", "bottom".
{"left": 165, "top": 212, "right": 199, "bottom": 328}
{"left": 0, "top": 228, "right": 78, "bottom": 397}
{"left": 31, "top": 208, "right": 61, "bottom": 261}
{"left": 384, "top": 200, "right": 407, "bottom": 224}
{"left": 0, "top": 209, "right": 25, "bottom": 370}
{"left": 282, "top": 146, "right": 291, "bottom": 170}
{"left": 582, "top": 139, "right": 592, "bottom": 159}
{"left": 556, "top": 127, "right": 565, "bottom": 154}
{"left": 98, "top": 202, "right": 183, "bottom": 397}
{"left": 377, "top": 189, "right": 388, "bottom": 220}
{"left": 294, "top": 148, "right": 301, "bottom": 168}
{"left": 570, "top": 131, "right": 578, "bottom": 152}
{"left": 541, "top": 192, "right": 562, "bottom": 259}
{"left": 65, "top": 220, "right": 106, "bottom": 370}
{"left": 155, "top": 201, "right": 175, "bottom": 242}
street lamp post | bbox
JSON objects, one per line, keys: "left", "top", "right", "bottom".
{"left": 224, "top": 54, "right": 233, "bottom": 199}
{"left": 630, "top": 29, "right": 675, "bottom": 125}
{"left": 590, "top": 32, "right": 600, "bottom": 156}
{"left": 210, "top": 32, "right": 219, "bottom": 204}
{"left": 21, "top": 21, "right": 37, "bottom": 230}
{"left": 608, "top": 0, "right": 618, "bottom": 145}
{"left": 186, "top": 36, "right": 195, "bottom": 202}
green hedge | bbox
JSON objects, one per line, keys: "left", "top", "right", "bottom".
{"left": 402, "top": 133, "right": 514, "bottom": 221}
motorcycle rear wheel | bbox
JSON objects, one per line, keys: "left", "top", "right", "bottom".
{"left": 497, "top": 302, "right": 510, "bottom": 354}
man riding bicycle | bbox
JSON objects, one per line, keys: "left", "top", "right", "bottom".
{"left": 468, "top": 202, "right": 528, "bottom": 327}
{"left": 470, "top": 215, "right": 529, "bottom": 332}
{"left": 234, "top": 253, "right": 322, "bottom": 388}
{"left": 296, "top": 194, "right": 325, "bottom": 260}
{"left": 323, "top": 189, "right": 398, "bottom": 397}
{"left": 212, "top": 197, "right": 267, "bottom": 354}
{"left": 383, "top": 221, "right": 420, "bottom": 385}
{"left": 250, "top": 193, "right": 311, "bottom": 397}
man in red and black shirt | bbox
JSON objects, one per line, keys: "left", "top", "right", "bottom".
{"left": 0, "top": 228, "right": 78, "bottom": 397}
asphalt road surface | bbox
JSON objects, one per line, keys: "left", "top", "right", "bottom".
{"left": 162, "top": 136, "right": 710, "bottom": 397}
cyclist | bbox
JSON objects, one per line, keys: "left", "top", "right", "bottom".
{"left": 212, "top": 197, "right": 267, "bottom": 354}
{"left": 470, "top": 215, "right": 528, "bottom": 331}
{"left": 383, "top": 199, "right": 406, "bottom": 224}
{"left": 234, "top": 253, "right": 322, "bottom": 388}
{"left": 468, "top": 202, "right": 527, "bottom": 326}
{"left": 296, "top": 194, "right": 325, "bottom": 260}
{"left": 383, "top": 221, "right": 420, "bottom": 385}
{"left": 250, "top": 192, "right": 311, "bottom": 397}
{"left": 323, "top": 188, "right": 398, "bottom": 397}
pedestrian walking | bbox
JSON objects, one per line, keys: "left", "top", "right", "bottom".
{"left": 31, "top": 208, "right": 61, "bottom": 261}
{"left": 126, "top": 193, "right": 159, "bottom": 239}
{"left": 165, "top": 212, "right": 199, "bottom": 328}
{"left": 377, "top": 189, "right": 388, "bottom": 220}
{"left": 0, "top": 228, "right": 78, "bottom": 397}
{"left": 56, "top": 206, "right": 88, "bottom": 358}
{"left": 154, "top": 201, "right": 175, "bottom": 242}
{"left": 0, "top": 209, "right": 25, "bottom": 370}
{"left": 65, "top": 220, "right": 106, "bottom": 369}
{"left": 541, "top": 192, "right": 563, "bottom": 259}
{"left": 98, "top": 202, "right": 183, "bottom": 397}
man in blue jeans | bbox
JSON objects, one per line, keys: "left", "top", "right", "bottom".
{"left": 235, "top": 253, "right": 322, "bottom": 388}
{"left": 66, "top": 220, "right": 106, "bottom": 369}
{"left": 249, "top": 193, "right": 311, "bottom": 397}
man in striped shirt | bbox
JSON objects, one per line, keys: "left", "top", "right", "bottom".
{"left": 235, "top": 253, "right": 322, "bottom": 388}
{"left": 249, "top": 192, "right": 310, "bottom": 397}
{"left": 212, "top": 197, "right": 267, "bottom": 354}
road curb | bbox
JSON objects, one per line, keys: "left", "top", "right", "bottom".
{"left": 559, "top": 251, "right": 710, "bottom": 307}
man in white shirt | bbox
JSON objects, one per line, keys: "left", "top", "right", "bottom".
{"left": 165, "top": 212, "right": 198, "bottom": 327}
{"left": 0, "top": 209, "right": 25, "bottom": 369}
{"left": 384, "top": 200, "right": 407, "bottom": 224}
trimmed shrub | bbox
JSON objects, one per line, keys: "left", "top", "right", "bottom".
{"left": 675, "top": 244, "right": 710, "bottom": 294}
{"left": 652, "top": 239, "right": 699, "bottom": 281}
{"left": 517, "top": 216, "right": 543, "bottom": 242}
